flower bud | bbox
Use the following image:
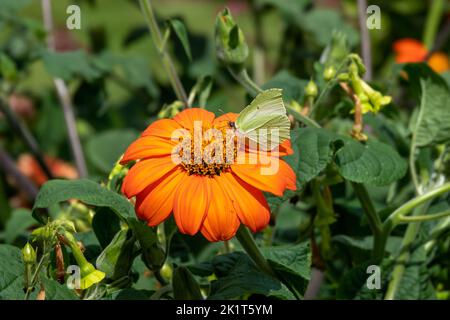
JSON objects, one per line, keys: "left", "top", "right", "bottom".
{"left": 22, "top": 243, "right": 36, "bottom": 265}
{"left": 158, "top": 101, "right": 184, "bottom": 119}
{"left": 305, "top": 80, "right": 318, "bottom": 98}
{"left": 323, "top": 66, "right": 336, "bottom": 81}
{"left": 63, "top": 231, "right": 105, "bottom": 290}
{"left": 214, "top": 8, "right": 249, "bottom": 69}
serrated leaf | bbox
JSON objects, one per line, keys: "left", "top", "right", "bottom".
{"left": 4, "top": 208, "right": 35, "bottom": 244}
{"left": 40, "top": 278, "right": 79, "bottom": 300}
{"left": 405, "top": 64, "right": 450, "bottom": 147}
{"left": 128, "top": 219, "right": 165, "bottom": 271}
{"left": 172, "top": 266, "right": 203, "bottom": 300}
{"left": 167, "top": 19, "right": 192, "bottom": 61}
{"left": 207, "top": 252, "right": 295, "bottom": 300}
{"left": 263, "top": 241, "right": 311, "bottom": 296}
{"left": 335, "top": 139, "right": 407, "bottom": 186}
{"left": 32, "top": 179, "right": 135, "bottom": 224}
{"left": 86, "top": 129, "right": 138, "bottom": 173}
{"left": 96, "top": 228, "right": 136, "bottom": 281}
{"left": 289, "top": 127, "right": 336, "bottom": 187}
{"left": 0, "top": 244, "right": 26, "bottom": 299}
{"left": 394, "top": 247, "right": 435, "bottom": 300}
{"left": 41, "top": 50, "right": 101, "bottom": 82}
{"left": 92, "top": 208, "right": 121, "bottom": 249}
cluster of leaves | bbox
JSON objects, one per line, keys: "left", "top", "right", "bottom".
{"left": 1, "top": 0, "right": 450, "bottom": 301}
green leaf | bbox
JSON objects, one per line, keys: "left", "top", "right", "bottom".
{"left": 263, "top": 242, "right": 311, "bottom": 296}
{"left": 41, "top": 278, "right": 79, "bottom": 300}
{"left": 41, "top": 50, "right": 101, "bottom": 82}
{"left": 0, "top": 244, "right": 78, "bottom": 300}
{"left": 128, "top": 219, "right": 165, "bottom": 271}
{"left": 92, "top": 208, "right": 121, "bottom": 249}
{"left": 263, "top": 70, "right": 308, "bottom": 103}
{"left": 335, "top": 139, "right": 407, "bottom": 186}
{"left": 167, "top": 19, "right": 192, "bottom": 61}
{"left": 300, "top": 9, "right": 359, "bottom": 47}
{"left": 288, "top": 127, "right": 336, "bottom": 187}
{"left": 32, "top": 179, "right": 135, "bottom": 224}
{"left": 207, "top": 252, "right": 295, "bottom": 300}
{"left": 333, "top": 235, "right": 403, "bottom": 264}
{"left": 110, "top": 288, "right": 154, "bottom": 300}
{"left": 0, "top": 244, "right": 26, "bottom": 299}
{"left": 172, "top": 266, "right": 203, "bottom": 300}
{"left": 96, "top": 228, "right": 137, "bottom": 281}
{"left": 405, "top": 64, "right": 450, "bottom": 147}
{"left": 254, "top": 0, "right": 310, "bottom": 24}
{"left": 336, "top": 260, "right": 383, "bottom": 299}
{"left": 0, "top": 0, "right": 31, "bottom": 14}
{"left": 189, "top": 75, "right": 213, "bottom": 107}
{"left": 4, "top": 208, "right": 35, "bottom": 244}
{"left": 86, "top": 129, "right": 138, "bottom": 173}
{"left": 394, "top": 247, "right": 435, "bottom": 300}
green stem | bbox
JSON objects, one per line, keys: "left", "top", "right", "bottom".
{"left": 287, "top": 106, "right": 321, "bottom": 128}
{"left": 398, "top": 210, "right": 450, "bottom": 223}
{"left": 235, "top": 226, "right": 275, "bottom": 278}
{"left": 351, "top": 182, "right": 384, "bottom": 260}
{"left": 384, "top": 206, "right": 425, "bottom": 300}
{"left": 228, "top": 67, "right": 262, "bottom": 96}
{"left": 385, "top": 182, "right": 450, "bottom": 228}
{"left": 139, "top": 0, "right": 189, "bottom": 108}
{"left": 423, "top": 0, "right": 445, "bottom": 50}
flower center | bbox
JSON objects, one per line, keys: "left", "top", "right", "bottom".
{"left": 178, "top": 127, "right": 238, "bottom": 177}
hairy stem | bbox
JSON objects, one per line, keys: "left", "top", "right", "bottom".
{"left": 235, "top": 226, "right": 275, "bottom": 278}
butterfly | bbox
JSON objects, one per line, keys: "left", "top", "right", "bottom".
{"left": 230, "top": 88, "right": 290, "bottom": 151}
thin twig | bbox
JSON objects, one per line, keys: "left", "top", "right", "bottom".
{"left": 139, "top": 0, "right": 189, "bottom": 108}
{"left": 41, "top": 0, "right": 88, "bottom": 178}
{"left": 357, "top": 0, "right": 372, "bottom": 81}
{"left": 0, "top": 145, "right": 38, "bottom": 202}
{"left": 0, "top": 98, "right": 53, "bottom": 179}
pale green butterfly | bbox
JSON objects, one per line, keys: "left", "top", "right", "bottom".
{"left": 231, "top": 88, "right": 290, "bottom": 151}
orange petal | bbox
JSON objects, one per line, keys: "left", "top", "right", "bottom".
{"left": 200, "top": 176, "right": 240, "bottom": 241}
{"left": 428, "top": 52, "right": 450, "bottom": 73}
{"left": 213, "top": 113, "right": 238, "bottom": 125}
{"left": 173, "top": 174, "right": 211, "bottom": 235}
{"left": 276, "top": 159, "right": 297, "bottom": 191}
{"left": 173, "top": 108, "right": 215, "bottom": 129}
{"left": 278, "top": 139, "right": 294, "bottom": 156}
{"left": 393, "top": 38, "right": 427, "bottom": 63}
{"left": 122, "top": 157, "right": 178, "bottom": 198}
{"left": 141, "top": 118, "right": 182, "bottom": 139}
{"left": 231, "top": 154, "right": 290, "bottom": 196}
{"left": 120, "top": 136, "right": 177, "bottom": 163}
{"left": 135, "top": 168, "right": 186, "bottom": 226}
{"left": 218, "top": 172, "right": 270, "bottom": 232}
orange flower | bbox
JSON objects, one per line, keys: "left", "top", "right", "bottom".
{"left": 17, "top": 153, "right": 78, "bottom": 186}
{"left": 393, "top": 38, "right": 449, "bottom": 73}
{"left": 120, "top": 108, "right": 296, "bottom": 241}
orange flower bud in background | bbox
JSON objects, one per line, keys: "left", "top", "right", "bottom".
{"left": 17, "top": 153, "right": 78, "bottom": 186}
{"left": 393, "top": 38, "right": 449, "bottom": 73}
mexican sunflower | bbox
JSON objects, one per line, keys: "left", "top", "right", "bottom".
{"left": 393, "top": 38, "right": 450, "bottom": 73}
{"left": 120, "top": 108, "right": 296, "bottom": 241}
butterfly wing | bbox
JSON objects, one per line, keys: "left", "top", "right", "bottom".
{"left": 235, "top": 88, "right": 290, "bottom": 150}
